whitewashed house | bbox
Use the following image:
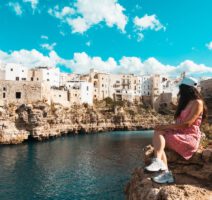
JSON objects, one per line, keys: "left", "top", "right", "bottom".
{"left": 0, "top": 69, "right": 5, "bottom": 80}
{"left": 28, "top": 67, "right": 60, "bottom": 87}
{"left": 4, "top": 63, "right": 28, "bottom": 81}
{"left": 59, "top": 73, "right": 81, "bottom": 86}
{"left": 140, "top": 75, "right": 152, "bottom": 96}
{"left": 66, "top": 81, "right": 93, "bottom": 105}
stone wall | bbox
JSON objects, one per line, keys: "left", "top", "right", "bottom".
{"left": 0, "top": 70, "right": 5, "bottom": 80}
{"left": 0, "top": 80, "right": 47, "bottom": 106}
{"left": 0, "top": 80, "right": 74, "bottom": 107}
{"left": 153, "top": 93, "right": 172, "bottom": 111}
{"left": 50, "top": 89, "right": 69, "bottom": 107}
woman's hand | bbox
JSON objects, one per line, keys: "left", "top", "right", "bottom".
{"left": 155, "top": 124, "right": 177, "bottom": 131}
{"left": 154, "top": 125, "right": 168, "bottom": 131}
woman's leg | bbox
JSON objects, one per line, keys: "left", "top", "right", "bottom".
{"left": 161, "top": 151, "right": 168, "bottom": 168}
{"left": 153, "top": 131, "right": 168, "bottom": 168}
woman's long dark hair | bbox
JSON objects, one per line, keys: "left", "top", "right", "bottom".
{"left": 174, "top": 84, "right": 207, "bottom": 120}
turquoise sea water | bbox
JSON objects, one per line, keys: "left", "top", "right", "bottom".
{"left": 0, "top": 131, "right": 153, "bottom": 200}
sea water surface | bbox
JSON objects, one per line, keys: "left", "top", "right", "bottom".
{"left": 0, "top": 130, "right": 153, "bottom": 200}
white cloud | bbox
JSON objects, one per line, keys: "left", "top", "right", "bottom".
{"left": 137, "top": 33, "right": 144, "bottom": 42}
{"left": 0, "top": 49, "right": 65, "bottom": 67}
{"left": 60, "top": 31, "right": 65, "bottom": 36}
{"left": 134, "top": 14, "right": 165, "bottom": 41}
{"left": 206, "top": 41, "right": 212, "bottom": 50}
{"left": 86, "top": 41, "right": 91, "bottom": 47}
{"left": 119, "top": 57, "right": 143, "bottom": 74}
{"left": 23, "top": 0, "right": 39, "bottom": 10}
{"left": 41, "top": 35, "right": 48, "bottom": 40}
{"left": 67, "top": 17, "right": 89, "bottom": 34}
{"left": 48, "top": 5, "right": 75, "bottom": 20}
{"left": 61, "top": 6, "right": 75, "bottom": 16}
{"left": 70, "top": 52, "right": 117, "bottom": 73}
{"left": 40, "top": 43, "right": 57, "bottom": 51}
{"left": 8, "top": 2, "right": 23, "bottom": 16}
{"left": 134, "top": 14, "right": 165, "bottom": 31}
{"left": 173, "top": 60, "right": 212, "bottom": 75}
{"left": 48, "top": 0, "right": 128, "bottom": 34}
{"left": 0, "top": 49, "right": 212, "bottom": 77}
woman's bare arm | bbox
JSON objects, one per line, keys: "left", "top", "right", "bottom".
{"left": 155, "top": 99, "right": 203, "bottom": 131}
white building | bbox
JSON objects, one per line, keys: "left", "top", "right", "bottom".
{"left": 60, "top": 73, "right": 81, "bottom": 86}
{"left": 116, "top": 74, "right": 142, "bottom": 102}
{"left": 65, "top": 81, "right": 93, "bottom": 105}
{"left": 82, "top": 69, "right": 110, "bottom": 100}
{"left": 161, "top": 77, "right": 179, "bottom": 100}
{"left": 0, "top": 69, "right": 5, "bottom": 80}
{"left": 140, "top": 75, "right": 152, "bottom": 96}
{"left": 108, "top": 74, "right": 122, "bottom": 100}
{"left": 83, "top": 69, "right": 144, "bottom": 102}
{"left": 4, "top": 63, "right": 28, "bottom": 81}
{"left": 50, "top": 88, "right": 70, "bottom": 107}
{"left": 28, "top": 67, "right": 60, "bottom": 87}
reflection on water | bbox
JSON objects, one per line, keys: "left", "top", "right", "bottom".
{"left": 0, "top": 131, "right": 153, "bottom": 200}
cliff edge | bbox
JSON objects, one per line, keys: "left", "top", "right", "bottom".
{"left": 125, "top": 144, "right": 212, "bottom": 200}
{"left": 0, "top": 101, "right": 171, "bottom": 144}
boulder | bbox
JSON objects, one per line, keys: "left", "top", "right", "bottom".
{"left": 125, "top": 145, "right": 212, "bottom": 200}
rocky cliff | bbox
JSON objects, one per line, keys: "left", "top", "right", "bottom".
{"left": 0, "top": 101, "right": 171, "bottom": 144}
{"left": 125, "top": 145, "right": 212, "bottom": 200}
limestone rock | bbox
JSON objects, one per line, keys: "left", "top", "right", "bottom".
{"left": 0, "top": 103, "right": 170, "bottom": 144}
{"left": 125, "top": 145, "right": 212, "bottom": 200}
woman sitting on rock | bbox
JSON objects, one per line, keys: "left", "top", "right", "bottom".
{"left": 145, "top": 77, "right": 207, "bottom": 184}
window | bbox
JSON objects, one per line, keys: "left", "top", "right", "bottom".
{"left": 37, "top": 78, "right": 39, "bottom": 81}
{"left": 16, "top": 92, "right": 21, "bottom": 99}
{"left": 87, "top": 86, "right": 89, "bottom": 91}
{"left": 11, "top": 68, "right": 13, "bottom": 71}
{"left": 31, "top": 77, "right": 33, "bottom": 81}
{"left": 16, "top": 77, "right": 19, "bottom": 81}
{"left": 59, "top": 95, "right": 61, "bottom": 97}
{"left": 22, "top": 78, "right": 26, "bottom": 81}
{"left": 3, "top": 93, "right": 6, "bottom": 98}
{"left": 47, "top": 79, "right": 49, "bottom": 81}
{"left": 22, "top": 70, "right": 24, "bottom": 72}
{"left": 3, "top": 87, "right": 6, "bottom": 91}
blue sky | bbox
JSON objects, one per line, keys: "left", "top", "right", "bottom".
{"left": 0, "top": 0, "right": 212, "bottom": 77}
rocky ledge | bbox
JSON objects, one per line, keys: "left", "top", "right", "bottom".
{"left": 0, "top": 101, "right": 171, "bottom": 144}
{"left": 125, "top": 144, "right": 212, "bottom": 200}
